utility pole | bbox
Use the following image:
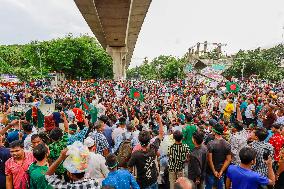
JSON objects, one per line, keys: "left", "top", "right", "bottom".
{"left": 241, "top": 61, "right": 245, "bottom": 81}
{"left": 36, "top": 45, "right": 43, "bottom": 79}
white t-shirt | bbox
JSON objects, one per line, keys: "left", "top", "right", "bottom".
{"left": 245, "top": 104, "right": 255, "bottom": 118}
{"left": 219, "top": 99, "right": 228, "bottom": 113}
{"left": 85, "top": 152, "right": 109, "bottom": 184}
{"left": 24, "top": 127, "right": 37, "bottom": 152}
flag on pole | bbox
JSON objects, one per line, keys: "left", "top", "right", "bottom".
{"left": 81, "top": 97, "right": 90, "bottom": 112}
{"left": 75, "top": 98, "right": 81, "bottom": 108}
{"left": 129, "top": 88, "right": 144, "bottom": 101}
{"left": 226, "top": 82, "right": 240, "bottom": 93}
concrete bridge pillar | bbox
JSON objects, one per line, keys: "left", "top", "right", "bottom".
{"left": 106, "top": 46, "right": 128, "bottom": 80}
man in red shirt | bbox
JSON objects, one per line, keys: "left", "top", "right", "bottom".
{"left": 269, "top": 124, "right": 284, "bottom": 162}
{"left": 72, "top": 105, "right": 84, "bottom": 130}
{"left": 5, "top": 140, "right": 35, "bottom": 189}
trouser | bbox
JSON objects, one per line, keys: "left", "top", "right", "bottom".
{"left": 169, "top": 171, "right": 184, "bottom": 189}
{"left": 196, "top": 181, "right": 205, "bottom": 189}
{"left": 205, "top": 173, "right": 224, "bottom": 189}
{"left": 143, "top": 182, "right": 158, "bottom": 189}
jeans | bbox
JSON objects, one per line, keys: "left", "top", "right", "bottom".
{"left": 205, "top": 174, "right": 224, "bottom": 189}
{"left": 144, "top": 182, "right": 158, "bottom": 189}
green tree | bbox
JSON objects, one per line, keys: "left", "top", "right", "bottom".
{"left": 0, "top": 35, "right": 113, "bottom": 81}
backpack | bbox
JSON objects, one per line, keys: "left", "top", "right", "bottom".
{"left": 116, "top": 133, "right": 133, "bottom": 168}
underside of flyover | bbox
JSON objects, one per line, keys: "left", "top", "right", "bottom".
{"left": 74, "top": 0, "right": 152, "bottom": 80}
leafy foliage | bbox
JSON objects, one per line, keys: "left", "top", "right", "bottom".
{"left": 0, "top": 35, "right": 113, "bottom": 81}
{"left": 224, "top": 45, "right": 284, "bottom": 81}
{"left": 127, "top": 55, "right": 187, "bottom": 80}
{"left": 129, "top": 45, "right": 284, "bottom": 81}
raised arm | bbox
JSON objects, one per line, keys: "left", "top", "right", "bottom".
{"left": 61, "top": 112, "right": 69, "bottom": 133}
{"left": 156, "top": 114, "right": 164, "bottom": 140}
{"left": 0, "top": 120, "right": 19, "bottom": 136}
{"left": 266, "top": 156, "right": 275, "bottom": 185}
{"left": 46, "top": 149, "right": 68, "bottom": 176}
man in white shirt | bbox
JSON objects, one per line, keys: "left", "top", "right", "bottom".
{"left": 112, "top": 117, "right": 127, "bottom": 142}
{"left": 219, "top": 96, "right": 228, "bottom": 119}
{"left": 97, "top": 99, "right": 106, "bottom": 117}
{"left": 22, "top": 123, "right": 37, "bottom": 151}
{"left": 84, "top": 137, "right": 109, "bottom": 184}
{"left": 245, "top": 98, "right": 255, "bottom": 127}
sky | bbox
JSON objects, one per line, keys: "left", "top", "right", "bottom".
{"left": 1, "top": 0, "right": 284, "bottom": 68}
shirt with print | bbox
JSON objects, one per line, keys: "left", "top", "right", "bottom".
{"left": 269, "top": 133, "right": 284, "bottom": 161}
{"left": 28, "top": 162, "right": 52, "bottom": 189}
{"left": 48, "top": 132, "right": 68, "bottom": 175}
{"left": 46, "top": 175, "right": 100, "bottom": 189}
{"left": 227, "top": 165, "right": 269, "bottom": 189}
{"left": 168, "top": 143, "right": 189, "bottom": 172}
{"left": 251, "top": 141, "right": 274, "bottom": 177}
{"left": 68, "top": 127, "right": 89, "bottom": 145}
{"left": 245, "top": 104, "right": 255, "bottom": 119}
{"left": 230, "top": 129, "right": 249, "bottom": 165}
{"left": 89, "top": 131, "right": 109, "bottom": 155}
{"left": 5, "top": 152, "right": 35, "bottom": 189}
{"left": 206, "top": 138, "right": 231, "bottom": 173}
{"left": 102, "top": 169, "right": 140, "bottom": 189}
{"left": 128, "top": 138, "right": 161, "bottom": 188}
{"left": 72, "top": 107, "right": 84, "bottom": 122}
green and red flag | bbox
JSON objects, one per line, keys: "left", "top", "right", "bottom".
{"left": 75, "top": 97, "right": 81, "bottom": 108}
{"left": 226, "top": 82, "right": 240, "bottom": 93}
{"left": 81, "top": 97, "right": 90, "bottom": 112}
{"left": 130, "top": 88, "right": 144, "bottom": 101}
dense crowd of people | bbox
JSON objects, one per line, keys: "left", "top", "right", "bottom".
{"left": 0, "top": 78, "right": 283, "bottom": 189}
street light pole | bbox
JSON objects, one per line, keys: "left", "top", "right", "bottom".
{"left": 241, "top": 63, "right": 244, "bottom": 81}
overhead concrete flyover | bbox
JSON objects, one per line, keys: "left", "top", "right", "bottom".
{"left": 74, "top": 0, "right": 152, "bottom": 80}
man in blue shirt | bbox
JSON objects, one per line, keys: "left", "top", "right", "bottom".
{"left": 240, "top": 98, "right": 248, "bottom": 123}
{"left": 99, "top": 115, "right": 113, "bottom": 150}
{"left": 102, "top": 154, "right": 139, "bottom": 189}
{"left": 226, "top": 147, "right": 275, "bottom": 189}
{"left": 0, "top": 134, "right": 11, "bottom": 188}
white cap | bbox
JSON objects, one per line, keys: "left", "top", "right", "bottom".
{"left": 84, "top": 137, "right": 95, "bottom": 148}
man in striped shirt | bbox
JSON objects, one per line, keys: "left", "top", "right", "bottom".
{"left": 168, "top": 130, "right": 190, "bottom": 189}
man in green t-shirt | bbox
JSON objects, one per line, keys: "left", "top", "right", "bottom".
{"left": 182, "top": 115, "right": 197, "bottom": 151}
{"left": 29, "top": 143, "right": 52, "bottom": 189}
